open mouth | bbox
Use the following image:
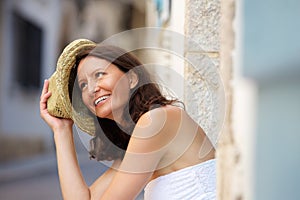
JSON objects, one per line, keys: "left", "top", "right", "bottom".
{"left": 94, "top": 95, "right": 110, "bottom": 106}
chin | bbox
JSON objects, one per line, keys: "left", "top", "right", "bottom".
{"left": 96, "top": 105, "right": 126, "bottom": 122}
{"left": 96, "top": 112, "right": 113, "bottom": 120}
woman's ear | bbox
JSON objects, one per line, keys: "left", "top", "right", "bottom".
{"left": 128, "top": 71, "right": 138, "bottom": 89}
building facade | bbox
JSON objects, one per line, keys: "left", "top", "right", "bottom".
{"left": 0, "top": 0, "right": 146, "bottom": 160}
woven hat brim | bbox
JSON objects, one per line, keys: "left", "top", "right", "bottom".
{"left": 48, "top": 71, "right": 71, "bottom": 118}
{"left": 47, "top": 39, "right": 97, "bottom": 136}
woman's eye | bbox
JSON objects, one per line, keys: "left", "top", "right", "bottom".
{"left": 79, "top": 82, "right": 87, "bottom": 90}
{"left": 95, "top": 72, "right": 105, "bottom": 78}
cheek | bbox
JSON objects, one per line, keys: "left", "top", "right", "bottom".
{"left": 81, "top": 92, "right": 93, "bottom": 110}
{"left": 111, "top": 79, "right": 131, "bottom": 103}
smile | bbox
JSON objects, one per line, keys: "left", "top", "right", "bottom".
{"left": 94, "top": 95, "right": 110, "bottom": 106}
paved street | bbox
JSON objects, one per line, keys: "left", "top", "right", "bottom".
{"left": 0, "top": 131, "right": 108, "bottom": 200}
{"left": 0, "top": 168, "right": 63, "bottom": 200}
{"left": 0, "top": 133, "right": 144, "bottom": 200}
{"left": 0, "top": 153, "right": 107, "bottom": 200}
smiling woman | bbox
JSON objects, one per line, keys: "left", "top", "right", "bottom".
{"left": 40, "top": 39, "right": 216, "bottom": 200}
{"left": 77, "top": 57, "right": 131, "bottom": 120}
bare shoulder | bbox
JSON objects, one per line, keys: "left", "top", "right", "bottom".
{"left": 137, "top": 105, "right": 184, "bottom": 124}
{"left": 128, "top": 106, "right": 185, "bottom": 152}
{"left": 120, "top": 106, "right": 184, "bottom": 173}
{"left": 134, "top": 106, "right": 185, "bottom": 135}
{"left": 124, "top": 105, "right": 203, "bottom": 173}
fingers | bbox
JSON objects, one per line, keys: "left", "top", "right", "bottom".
{"left": 41, "top": 79, "right": 49, "bottom": 97}
{"left": 39, "top": 79, "right": 74, "bottom": 130}
{"left": 40, "top": 79, "right": 52, "bottom": 116}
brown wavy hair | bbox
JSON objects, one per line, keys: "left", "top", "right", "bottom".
{"left": 73, "top": 45, "right": 182, "bottom": 161}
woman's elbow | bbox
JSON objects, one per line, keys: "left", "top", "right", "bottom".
{"left": 63, "top": 189, "right": 91, "bottom": 200}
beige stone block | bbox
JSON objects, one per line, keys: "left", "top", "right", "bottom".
{"left": 185, "top": 0, "right": 221, "bottom": 51}
{"left": 183, "top": 52, "right": 224, "bottom": 146}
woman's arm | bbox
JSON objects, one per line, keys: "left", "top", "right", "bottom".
{"left": 40, "top": 80, "right": 90, "bottom": 199}
{"left": 40, "top": 80, "right": 115, "bottom": 200}
{"left": 89, "top": 160, "right": 121, "bottom": 199}
{"left": 54, "top": 128, "right": 90, "bottom": 199}
{"left": 99, "top": 106, "right": 181, "bottom": 200}
{"left": 54, "top": 130, "right": 121, "bottom": 200}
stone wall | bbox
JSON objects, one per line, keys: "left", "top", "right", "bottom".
{"left": 184, "top": 0, "right": 223, "bottom": 148}
{"left": 184, "top": 0, "right": 241, "bottom": 199}
{"left": 184, "top": 0, "right": 226, "bottom": 146}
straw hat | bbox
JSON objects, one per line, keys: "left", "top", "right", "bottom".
{"left": 47, "top": 39, "right": 97, "bottom": 136}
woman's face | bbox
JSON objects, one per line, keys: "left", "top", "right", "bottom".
{"left": 77, "top": 56, "right": 131, "bottom": 122}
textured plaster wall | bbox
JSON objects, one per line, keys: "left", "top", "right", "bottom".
{"left": 184, "top": 0, "right": 223, "bottom": 148}
{"left": 185, "top": 0, "right": 241, "bottom": 200}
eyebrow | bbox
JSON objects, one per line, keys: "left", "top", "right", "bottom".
{"left": 77, "top": 66, "right": 109, "bottom": 83}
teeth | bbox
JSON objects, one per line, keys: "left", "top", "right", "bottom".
{"left": 95, "top": 95, "right": 110, "bottom": 105}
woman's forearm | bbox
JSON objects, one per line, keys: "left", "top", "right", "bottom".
{"left": 54, "top": 128, "right": 90, "bottom": 200}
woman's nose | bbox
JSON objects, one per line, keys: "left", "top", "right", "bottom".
{"left": 93, "top": 85, "right": 100, "bottom": 93}
{"left": 88, "top": 80, "right": 100, "bottom": 94}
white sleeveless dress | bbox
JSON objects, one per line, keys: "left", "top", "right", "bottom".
{"left": 144, "top": 159, "right": 216, "bottom": 200}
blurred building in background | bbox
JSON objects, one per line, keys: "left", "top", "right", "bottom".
{"left": 0, "top": 0, "right": 147, "bottom": 162}
{"left": 221, "top": 0, "right": 300, "bottom": 199}
{"left": 242, "top": 0, "right": 300, "bottom": 199}
{"left": 0, "top": 0, "right": 188, "bottom": 163}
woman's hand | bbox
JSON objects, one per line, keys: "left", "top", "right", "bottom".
{"left": 41, "top": 80, "right": 91, "bottom": 200}
{"left": 40, "top": 79, "right": 73, "bottom": 133}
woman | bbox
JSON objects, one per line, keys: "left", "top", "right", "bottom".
{"left": 40, "top": 39, "right": 216, "bottom": 200}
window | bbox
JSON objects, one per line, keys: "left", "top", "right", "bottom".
{"left": 13, "top": 12, "right": 43, "bottom": 90}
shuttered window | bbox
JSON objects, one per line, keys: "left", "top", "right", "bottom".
{"left": 13, "top": 12, "right": 43, "bottom": 90}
